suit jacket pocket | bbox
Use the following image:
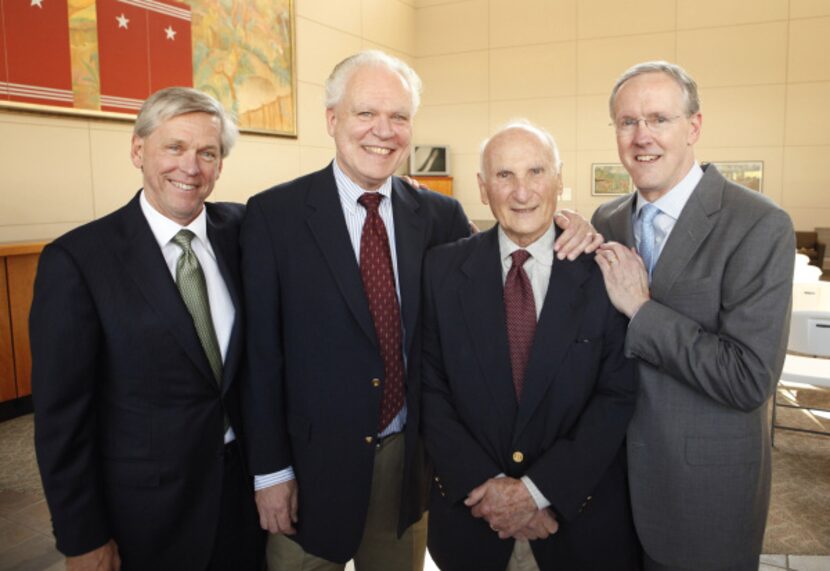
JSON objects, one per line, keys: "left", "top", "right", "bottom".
{"left": 103, "top": 458, "right": 161, "bottom": 488}
{"left": 685, "top": 435, "right": 758, "bottom": 466}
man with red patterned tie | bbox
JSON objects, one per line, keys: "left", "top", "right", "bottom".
{"left": 239, "top": 52, "right": 602, "bottom": 570}
{"left": 420, "top": 121, "right": 639, "bottom": 570}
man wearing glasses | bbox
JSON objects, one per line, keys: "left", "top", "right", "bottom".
{"left": 592, "top": 61, "right": 794, "bottom": 571}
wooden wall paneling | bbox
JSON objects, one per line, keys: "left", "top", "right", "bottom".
{"left": 0, "top": 259, "right": 17, "bottom": 401}
{"left": 7, "top": 253, "right": 39, "bottom": 398}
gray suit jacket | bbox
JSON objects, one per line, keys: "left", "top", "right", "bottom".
{"left": 592, "top": 164, "right": 794, "bottom": 568}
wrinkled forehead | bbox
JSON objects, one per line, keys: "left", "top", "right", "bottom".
{"left": 484, "top": 129, "right": 555, "bottom": 168}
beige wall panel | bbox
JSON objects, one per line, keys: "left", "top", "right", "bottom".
{"left": 414, "top": 0, "right": 460, "bottom": 6}
{"left": 488, "top": 96, "right": 577, "bottom": 151}
{"left": 0, "top": 222, "right": 82, "bottom": 243}
{"left": 577, "top": 33, "right": 676, "bottom": 95}
{"left": 363, "top": 0, "right": 416, "bottom": 55}
{"left": 787, "top": 17, "right": 830, "bottom": 83}
{"left": 297, "top": 18, "right": 363, "bottom": 85}
{"left": 696, "top": 146, "right": 784, "bottom": 205}
{"left": 296, "top": 0, "right": 362, "bottom": 35}
{"left": 219, "top": 139, "right": 301, "bottom": 202}
{"left": 677, "top": 0, "right": 788, "bottom": 29}
{"left": 678, "top": 22, "right": 787, "bottom": 87}
{"left": 576, "top": 94, "right": 617, "bottom": 151}
{"left": 782, "top": 146, "right": 830, "bottom": 208}
{"left": 490, "top": 42, "right": 576, "bottom": 101}
{"left": 785, "top": 207, "right": 830, "bottom": 232}
{"left": 417, "top": 52, "right": 489, "bottom": 106}
{"left": 786, "top": 82, "right": 830, "bottom": 146}
{"left": 415, "top": 0, "right": 489, "bottom": 57}
{"left": 88, "top": 126, "right": 142, "bottom": 219}
{"left": 490, "top": 0, "right": 576, "bottom": 47}
{"left": 297, "top": 82, "right": 334, "bottom": 148}
{"left": 577, "top": 0, "right": 675, "bottom": 39}
{"left": 452, "top": 152, "right": 490, "bottom": 220}
{"left": 790, "top": 0, "right": 830, "bottom": 19}
{"left": 300, "top": 146, "right": 337, "bottom": 174}
{"left": 557, "top": 150, "right": 577, "bottom": 209}
{"left": 696, "top": 85, "right": 786, "bottom": 149}
{"left": 361, "top": 41, "right": 416, "bottom": 68}
{"left": 415, "top": 102, "right": 489, "bottom": 153}
{"left": 0, "top": 119, "right": 94, "bottom": 226}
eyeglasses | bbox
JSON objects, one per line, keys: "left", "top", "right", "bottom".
{"left": 611, "top": 114, "right": 684, "bottom": 135}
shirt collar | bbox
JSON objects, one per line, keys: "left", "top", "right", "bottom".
{"left": 139, "top": 190, "right": 211, "bottom": 253}
{"left": 635, "top": 162, "right": 703, "bottom": 220}
{"left": 497, "top": 223, "right": 556, "bottom": 267}
{"left": 333, "top": 159, "right": 393, "bottom": 214}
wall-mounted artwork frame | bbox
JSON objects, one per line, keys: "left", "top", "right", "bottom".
{"left": 0, "top": 0, "right": 296, "bottom": 137}
{"left": 592, "top": 163, "right": 633, "bottom": 196}
{"left": 711, "top": 161, "right": 763, "bottom": 192}
{"left": 410, "top": 145, "right": 450, "bottom": 176}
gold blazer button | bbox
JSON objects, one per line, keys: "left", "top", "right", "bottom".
{"left": 512, "top": 451, "right": 524, "bottom": 463}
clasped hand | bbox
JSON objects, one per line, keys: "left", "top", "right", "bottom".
{"left": 465, "top": 477, "right": 559, "bottom": 541}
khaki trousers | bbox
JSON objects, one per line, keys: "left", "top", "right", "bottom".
{"left": 266, "top": 433, "right": 427, "bottom": 571}
{"left": 506, "top": 539, "right": 540, "bottom": 571}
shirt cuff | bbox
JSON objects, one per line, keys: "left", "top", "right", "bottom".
{"left": 254, "top": 467, "right": 295, "bottom": 491}
{"left": 521, "top": 476, "right": 551, "bottom": 510}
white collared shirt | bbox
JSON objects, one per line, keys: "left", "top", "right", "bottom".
{"left": 496, "top": 222, "right": 556, "bottom": 511}
{"left": 633, "top": 163, "right": 703, "bottom": 266}
{"left": 139, "top": 191, "right": 235, "bottom": 442}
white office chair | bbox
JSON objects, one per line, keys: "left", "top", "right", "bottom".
{"left": 788, "top": 309, "right": 830, "bottom": 357}
{"left": 792, "top": 281, "right": 830, "bottom": 312}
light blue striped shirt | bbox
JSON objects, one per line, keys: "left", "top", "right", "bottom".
{"left": 254, "top": 161, "right": 408, "bottom": 490}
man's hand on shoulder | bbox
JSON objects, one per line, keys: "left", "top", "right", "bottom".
{"left": 66, "top": 539, "right": 120, "bottom": 571}
{"left": 553, "top": 210, "right": 604, "bottom": 260}
{"left": 255, "top": 479, "right": 299, "bottom": 535}
{"left": 595, "top": 242, "right": 651, "bottom": 318}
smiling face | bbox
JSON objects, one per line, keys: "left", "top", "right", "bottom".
{"left": 326, "top": 64, "right": 414, "bottom": 190}
{"left": 612, "top": 71, "right": 701, "bottom": 201}
{"left": 478, "top": 127, "right": 562, "bottom": 248}
{"left": 131, "top": 112, "right": 223, "bottom": 225}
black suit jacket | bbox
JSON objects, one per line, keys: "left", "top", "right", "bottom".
{"left": 421, "top": 227, "right": 640, "bottom": 571}
{"left": 240, "top": 164, "right": 470, "bottom": 563}
{"left": 31, "top": 193, "right": 247, "bottom": 570}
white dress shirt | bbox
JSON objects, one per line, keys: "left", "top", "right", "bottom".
{"left": 497, "top": 224, "right": 555, "bottom": 510}
{"left": 140, "top": 191, "right": 236, "bottom": 443}
{"left": 633, "top": 163, "right": 703, "bottom": 266}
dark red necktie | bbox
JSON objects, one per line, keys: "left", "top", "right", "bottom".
{"left": 504, "top": 249, "right": 536, "bottom": 401}
{"left": 358, "top": 192, "right": 405, "bottom": 431}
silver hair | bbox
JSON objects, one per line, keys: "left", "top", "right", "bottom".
{"left": 608, "top": 60, "right": 700, "bottom": 119}
{"left": 479, "top": 119, "right": 562, "bottom": 179}
{"left": 324, "top": 50, "right": 422, "bottom": 115}
{"left": 134, "top": 87, "right": 239, "bottom": 158}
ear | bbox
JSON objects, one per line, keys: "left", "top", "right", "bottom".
{"left": 477, "top": 173, "right": 489, "bottom": 205}
{"left": 130, "top": 135, "right": 144, "bottom": 169}
{"left": 325, "top": 107, "right": 337, "bottom": 137}
{"left": 687, "top": 112, "right": 702, "bottom": 145}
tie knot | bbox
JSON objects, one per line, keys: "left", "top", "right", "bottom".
{"left": 172, "top": 229, "right": 196, "bottom": 251}
{"left": 358, "top": 192, "right": 384, "bottom": 212}
{"left": 640, "top": 202, "right": 660, "bottom": 224}
{"left": 511, "top": 249, "right": 531, "bottom": 268}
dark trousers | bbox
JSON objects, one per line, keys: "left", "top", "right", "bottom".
{"left": 207, "top": 440, "right": 266, "bottom": 571}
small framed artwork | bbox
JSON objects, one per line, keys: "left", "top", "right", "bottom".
{"left": 711, "top": 161, "right": 763, "bottom": 192}
{"left": 592, "top": 163, "right": 633, "bottom": 196}
{"left": 411, "top": 145, "right": 450, "bottom": 176}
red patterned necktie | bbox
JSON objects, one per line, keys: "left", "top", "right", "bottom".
{"left": 358, "top": 192, "right": 405, "bottom": 431}
{"left": 504, "top": 249, "right": 536, "bottom": 401}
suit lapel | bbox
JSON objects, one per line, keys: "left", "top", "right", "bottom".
{"left": 206, "top": 207, "right": 242, "bottom": 394}
{"left": 651, "top": 165, "right": 723, "bottom": 298}
{"left": 305, "top": 166, "right": 377, "bottom": 346}
{"left": 513, "top": 248, "right": 592, "bottom": 438}
{"left": 608, "top": 193, "right": 637, "bottom": 246}
{"left": 458, "top": 229, "right": 518, "bottom": 424}
{"left": 391, "top": 179, "right": 426, "bottom": 357}
{"left": 117, "top": 194, "right": 217, "bottom": 385}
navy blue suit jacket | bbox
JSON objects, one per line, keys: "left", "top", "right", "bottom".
{"left": 421, "top": 226, "right": 640, "bottom": 570}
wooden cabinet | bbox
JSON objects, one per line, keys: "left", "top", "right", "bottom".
{"left": 0, "top": 242, "right": 44, "bottom": 402}
{"left": 412, "top": 176, "right": 453, "bottom": 197}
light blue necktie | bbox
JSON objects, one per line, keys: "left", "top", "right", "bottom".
{"left": 637, "top": 203, "right": 660, "bottom": 282}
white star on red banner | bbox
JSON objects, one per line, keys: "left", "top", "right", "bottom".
{"left": 164, "top": 25, "right": 176, "bottom": 40}
{"left": 116, "top": 13, "right": 129, "bottom": 29}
